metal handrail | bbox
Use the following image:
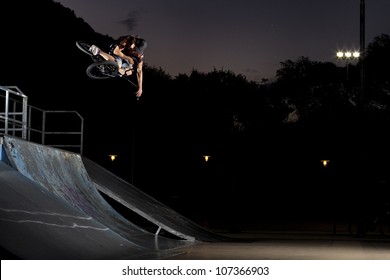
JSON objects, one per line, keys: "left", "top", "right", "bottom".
{"left": 0, "top": 85, "right": 84, "bottom": 155}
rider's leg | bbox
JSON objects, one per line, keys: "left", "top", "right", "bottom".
{"left": 98, "top": 50, "right": 116, "bottom": 62}
{"left": 89, "top": 45, "right": 116, "bottom": 62}
{"left": 114, "top": 56, "right": 133, "bottom": 77}
{"left": 118, "top": 67, "right": 133, "bottom": 77}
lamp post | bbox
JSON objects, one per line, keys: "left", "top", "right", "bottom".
{"left": 336, "top": 51, "right": 360, "bottom": 81}
{"left": 321, "top": 159, "right": 336, "bottom": 234}
{"left": 109, "top": 154, "right": 118, "bottom": 161}
{"left": 203, "top": 155, "right": 211, "bottom": 163}
{"left": 336, "top": 50, "right": 360, "bottom": 98}
{"left": 360, "top": 0, "right": 365, "bottom": 104}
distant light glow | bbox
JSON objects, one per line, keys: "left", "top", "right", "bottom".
{"left": 203, "top": 155, "right": 211, "bottom": 162}
{"left": 321, "top": 160, "right": 330, "bottom": 167}
{"left": 109, "top": 155, "right": 118, "bottom": 161}
{"left": 353, "top": 51, "right": 360, "bottom": 58}
{"left": 336, "top": 50, "right": 360, "bottom": 59}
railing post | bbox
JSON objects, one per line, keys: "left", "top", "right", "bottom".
{"left": 1, "top": 85, "right": 84, "bottom": 154}
{"left": 22, "top": 95, "right": 28, "bottom": 139}
{"left": 42, "top": 111, "right": 46, "bottom": 145}
{"left": 4, "top": 90, "right": 9, "bottom": 135}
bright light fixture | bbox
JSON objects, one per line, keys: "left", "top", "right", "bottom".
{"left": 109, "top": 155, "right": 118, "bottom": 161}
{"left": 321, "top": 160, "right": 330, "bottom": 167}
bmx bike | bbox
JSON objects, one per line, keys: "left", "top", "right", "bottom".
{"left": 76, "top": 41, "right": 120, "bottom": 80}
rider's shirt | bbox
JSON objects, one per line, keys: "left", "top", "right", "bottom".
{"left": 109, "top": 36, "right": 146, "bottom": 68}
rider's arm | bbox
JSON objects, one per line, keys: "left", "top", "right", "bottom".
{"left": 113, "top": 44, "right": 143, "bottom": 97}
{"left": 135, "top": 61, "right": 143, "bottom": 98}
{"left": 112, "top": 45, "right": 134, "bottom": 65}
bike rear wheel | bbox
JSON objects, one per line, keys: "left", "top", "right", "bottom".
{"left": 86, "top": 60, "right": 119, "bottom": 79}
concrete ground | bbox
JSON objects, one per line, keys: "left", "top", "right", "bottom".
{"left": 165, "top": 222, "right": 390, "bottom": 260}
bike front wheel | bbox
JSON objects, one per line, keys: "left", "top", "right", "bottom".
{"left": 76, "top": 41, "right": 92, "bottom": 55}
{"left": 76, "top": 41, "right": 104, "bottom": 63}
{"left": 86, "top": 61, "right": 119, "bottom": 79}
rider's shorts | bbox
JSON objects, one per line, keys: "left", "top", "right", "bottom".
{"left": 112, "top": 54, "right": 133, "bottom": 69}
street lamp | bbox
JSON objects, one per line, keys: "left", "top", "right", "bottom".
{"left": 203, "top": 155, "right": 211, "bottom": 163}
{"left": 336, "top": 50, "right": 360, "bottom": 80}
{"left": 321, "top": 159, "right": 330, "bottom": 167}
{"left": 336, "top": 51, "right": 360, "bottom": 59}
{"left": 109, "top": 154, "right": 118, "bottom": 161}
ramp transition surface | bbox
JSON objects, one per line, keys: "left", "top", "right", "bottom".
{"left": 0, "top": 160, "right": 170, "bottom": 259}
{"left": 0, "top": 135, "right": 243, "bottom": 258}
{"left": 1, "top": 136, "right": 194, "bottom": 259}
{"left": 3, "top": 135, "right": 235, "bottom": 242}
{"left": 83, "top": 157, "right": 236, "bottom": 242}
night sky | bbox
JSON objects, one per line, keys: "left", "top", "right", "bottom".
{"left": 57, "top": 0, "right": 390, "bottom": 82}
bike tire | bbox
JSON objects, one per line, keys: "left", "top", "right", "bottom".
{"left": 76, "top": 41, "right": 105, "bottom": 64}
{"left": 86, "top": 60, "right": 119, "bottom": 79}
{"left": 75, "top": 41, "right": 92, "bottom": 55}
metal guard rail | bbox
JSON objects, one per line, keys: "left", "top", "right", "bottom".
{"left": 0, "top": 85, "right": 84, "bottom": 155}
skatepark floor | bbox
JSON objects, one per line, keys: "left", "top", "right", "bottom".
{"left": 163, "top": 222, "right": 390, "bottom": 260}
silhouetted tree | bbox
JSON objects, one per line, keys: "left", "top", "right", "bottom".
{"left": 364, "top": 33, "right": 390, "bottom": 107}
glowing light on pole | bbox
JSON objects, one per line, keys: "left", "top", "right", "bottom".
{"left": 321, "top": 160, "right": 330, "bottom": 167}
{"left": 336, "top": 50, "right": 360, "bottom": 81}
{"left": 109, "top": 154, "right": 118, "bottom": 161}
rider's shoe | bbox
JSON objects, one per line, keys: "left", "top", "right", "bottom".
{"left": 89, "top": 45, "right": 100, "bottom": 56}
